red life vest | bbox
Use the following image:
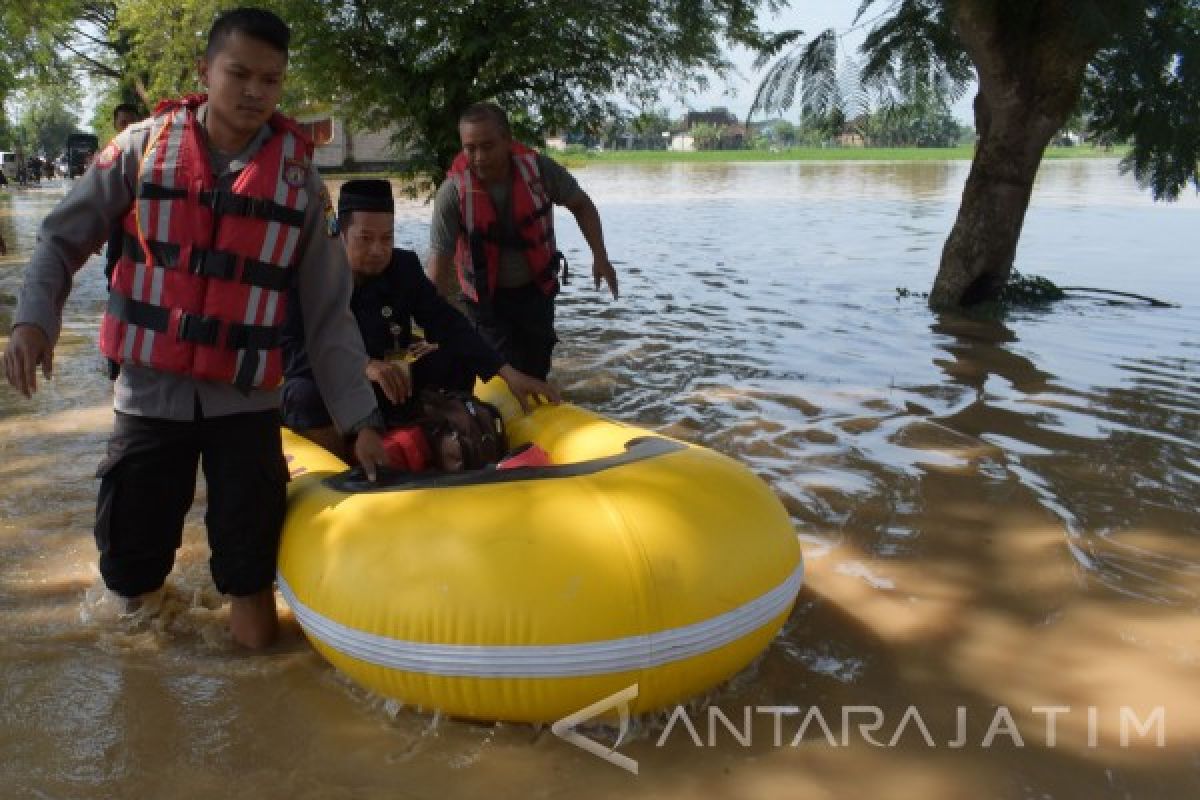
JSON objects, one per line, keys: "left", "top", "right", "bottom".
{"left": 98, "top": 94, "right": 313, "bottom": 392}
{"left": 447, "top": 141, "right": 559, "bottom": 302}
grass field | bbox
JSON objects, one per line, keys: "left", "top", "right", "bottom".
{"left": 319, "top": 145, "right": 1125, "bottom": 179}
{"left": 553, "top": 144, "right": 1124, "bottom": 168}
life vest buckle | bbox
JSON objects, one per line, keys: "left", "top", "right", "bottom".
{"left": 177, "top": 312, "right": 221, "bottom": 346}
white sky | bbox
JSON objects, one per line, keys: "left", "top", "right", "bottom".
{"left": 670, "top": 0, "right": 977, "bottom": 123}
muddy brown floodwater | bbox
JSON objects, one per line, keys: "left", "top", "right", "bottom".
{"left": 2, "top": 160, "right": 1198, "bottom": 798}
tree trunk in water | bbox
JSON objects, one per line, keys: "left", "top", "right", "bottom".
{"left": 929, "top": 1, "right": 1109, "bottom": 309}
{"left": 929, "top": 90, "right": 1062, "bottom": 307}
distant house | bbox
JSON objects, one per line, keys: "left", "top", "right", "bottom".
{"left": 671, "top": 107, "right": 747, "bottom": 151}
{"left": 295, "top": 114, "right": 413, "bottom": 171}
{"left": 669, "top": 133, "right": 696, "bottom": 152}
{"left": 834, "top": 131, "right": 866, "bottom": 148}
{"left": 834, "top": 115, "right": 870, "bottom": 148}
{"left": 681, "top": 108, "right": 739, "bottom": 129}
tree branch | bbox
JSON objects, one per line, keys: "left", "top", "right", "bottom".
{"left": 53, "top": 34, "right": 121, "bottom": 79}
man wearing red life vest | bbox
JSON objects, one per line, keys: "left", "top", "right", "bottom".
{"left": 1, "top": 8, "right": 387, "bottom": 649}
{"left": 427, "top": 103, "right": 619, "bottom": 380}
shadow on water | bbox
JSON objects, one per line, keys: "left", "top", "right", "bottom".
{"left": 927, "top": 312, "right": 1200, "bottom": 604}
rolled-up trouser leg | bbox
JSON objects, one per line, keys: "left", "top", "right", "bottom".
{"left": 502, "top": 285, "right": 558, "bottom": 381}
{"left": 94, "top": 413, "right": 200, "bottom": 597}
{"left": 199, "top": 410, "right": 288, "bottom": 597}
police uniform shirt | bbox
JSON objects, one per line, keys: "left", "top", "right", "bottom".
{"left": 13, "top": 103, "right": 377, "bottom": 432}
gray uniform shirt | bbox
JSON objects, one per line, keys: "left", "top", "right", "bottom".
{"left": 14, "top": 104, "right": 378, "bottom": 432}
{"left": 429, "top": 152, "right": 581, "bottom": 288}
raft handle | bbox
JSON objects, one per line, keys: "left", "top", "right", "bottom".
{"left": 327, "top": 436, "right": 686, "bottom": 494}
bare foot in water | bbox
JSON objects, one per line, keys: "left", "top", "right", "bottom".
{"left": 229, "top": 588, "right": 279, "bottom": 650}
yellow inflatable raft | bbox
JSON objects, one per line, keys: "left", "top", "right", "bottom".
{"left": 277, "top": 380, "right": 803, "bottom": 723}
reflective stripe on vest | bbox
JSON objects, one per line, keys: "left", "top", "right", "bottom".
{"left": 447, "top": 141, "right": 559, "bottom": 302}
{"left": 98, "top": 95, "right": 311, "bottom": 392}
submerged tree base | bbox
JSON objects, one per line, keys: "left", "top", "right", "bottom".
{"left": 998, "top": 272, "right": 1066, "bottom": 305}
{"left": 901, "top": 271, "right": 1177, "bottom": 313}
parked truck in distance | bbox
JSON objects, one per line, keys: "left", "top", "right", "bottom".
{"left": 66, "top": 133, "right": 100, "bottom": 178}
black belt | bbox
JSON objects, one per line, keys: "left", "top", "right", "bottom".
{"left": 123, "top": 234, "right": 290, "bottom": 291}
{"left": 107, "top": 292, "right": 282, "bottom": 350}
{"left": 122, "top": 234, "right": 181, "bottom": 268}
{"left": 138, "top": 183, "right": 305, "bottom": 228}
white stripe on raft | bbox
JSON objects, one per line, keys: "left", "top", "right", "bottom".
{"left": 277, "top": 560, "right": 804, "bottom": 678}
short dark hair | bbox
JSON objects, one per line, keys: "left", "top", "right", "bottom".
{"left": 206, "top": 7, "right": 290, "bottom": 59}
{"left": 459, "top": 102, "right": 511, "bottom": 136}
{"left": 113, "top": 103, "right": 140, "bottom": 123}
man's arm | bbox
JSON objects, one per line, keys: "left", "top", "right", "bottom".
{"left": 293, "top": 182, "right": 379, "bottom": 434}
{"left": 4, "top": 129, "right": 140, "bottom": 396}
{"left": 540, "top": 156, "right": 617, "bottom": 300}
{"left": 292, "top": 179, "right": 387, "bottom": 477}
{"left": 15, "top": 132, "right": 139, "bottom": 344}
{"left": 426, "top": 179, "right": 461, "bottom": 298}
{"left": 563, "top": 190, "right": 618, "bottom": 300}
{"left": 426, "top": 249, "right": 458, "bottom": 298}
{"left": 404, "top": 253, "right": 502, "bottom": 378}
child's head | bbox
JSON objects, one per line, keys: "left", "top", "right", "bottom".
{"left": 199, "top": 8, "right": 290, "bottom": 142}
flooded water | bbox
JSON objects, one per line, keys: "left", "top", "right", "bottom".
{"left": 2, "top": 159, "right": 1198, "bottom": 799}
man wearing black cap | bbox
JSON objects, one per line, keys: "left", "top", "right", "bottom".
{"left": 281, "top": 179, "right": 561, "bottom": 458}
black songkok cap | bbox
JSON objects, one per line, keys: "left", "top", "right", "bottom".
{"left": 338, "top": 179, "right": 394, "bottom": 216}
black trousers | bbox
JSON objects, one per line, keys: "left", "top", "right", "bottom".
{"left": 94, "top": 408, "right": 288, "bottom": 597}
{"left": 465, "top": 284, "right": 558, "bottom": 380}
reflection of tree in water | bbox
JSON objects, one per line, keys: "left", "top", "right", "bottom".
{"left": 792, "top": 160, "right": 963, "bottom": 202}
{"left": 930, "top": 313, "right": 1056, "bottom": 395}
{"left": 928, "top": 314, "right": 1200, "bottom": 603}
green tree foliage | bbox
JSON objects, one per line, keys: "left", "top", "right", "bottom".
{"left": 286, "top": 0, "right": 788, "bottom": 184}
{"left": 688, "top": 122, "right": 723, "bottom": 150}
{"left": 630, "top": 108, "right": 673, "bottom": 149}
{"left": 14, "top": 1, "right": 787, "bottom": 177}
{"left": 2, "top": 3, "right": 75, "bottom": 147}
{"left": 116, "top": 0, "right": 235, "bottom": 104}
{"left": 11, "top": 0, "right": 312, "bottom": 137}
{"left": 871, "top": 102, "right": 964, "bottom": 146}
{"left": 15, "top": 84, "right": 82, "bottom": 156}
{"left": 771, "top": 119, "right": 796, "bottom": 146}
{"left": 1083, "top": 1, "right": 1200, "bottom": 199}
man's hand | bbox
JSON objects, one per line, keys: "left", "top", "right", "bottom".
{"left": 365, "top": 358, "right": 412, "bottom": 405}
{"left": 498, "top": 365, "right": 561, "bottom": 412}
{"left": 593, "top": 256, "right": 618, "bottom": 300}
{"left": 564, "top": 191, "right": 617, "bottom": 300}
{"left": 353, "top": 427, "right": 388, "bottom": 482}
{"left": 405, "top": 340, "right": 439, "bottom": 362}
{"left": 3, "top": 324, "right": 54, "bottom": 398}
